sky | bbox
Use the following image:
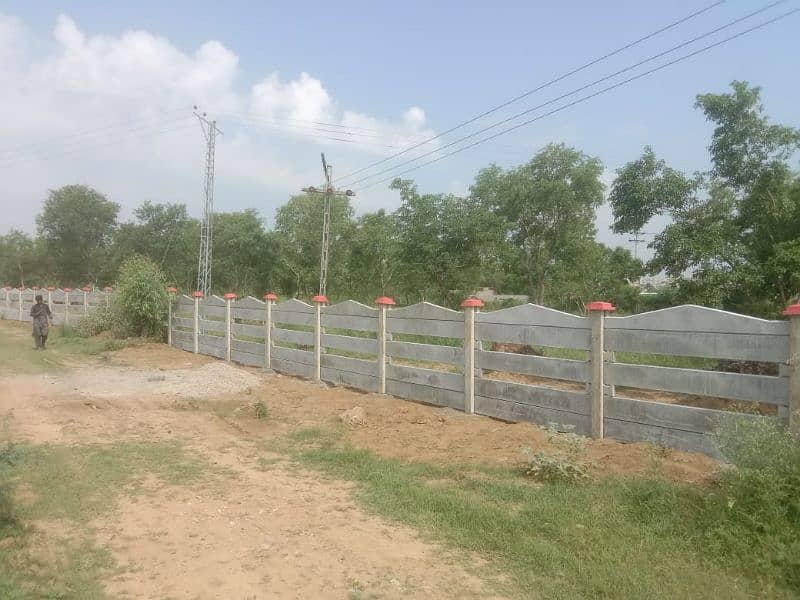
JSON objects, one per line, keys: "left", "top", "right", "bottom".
{"left": 1, "top": 0, "right": 798, "bottom": 259}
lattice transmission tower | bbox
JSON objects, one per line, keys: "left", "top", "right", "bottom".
{"left": 302, "top": 153, "right": 355, "bottom": 297}
{"left": 194, "top": 107, "right": 223, "bottom": 296}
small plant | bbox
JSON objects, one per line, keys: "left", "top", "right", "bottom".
{"left": 114, "top": 255, "right": 169, "bottom": 338}
{"left": 0, "top": 443, "right": 19, "bottom": 530}
{"left": 253, "top": 401, "right": 269, "bottom": 420}
{"left": 521, "top": 423, "right": 590, "bottom": 483}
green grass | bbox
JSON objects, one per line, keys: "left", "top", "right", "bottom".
{"left": 288, "top": 426, "right": 797, "bottom": 600}
{"left": 0, "top": 441, "right": 206, "bottom": 598}
{"left": 0, "top": 321, "right": 133, "bottom": 374}
{"left": 541, "top": 346, "right": 717, "bottom": 370}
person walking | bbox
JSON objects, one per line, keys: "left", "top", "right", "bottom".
{"left": 30, "top": 294, "right": 52, "bottom": 350}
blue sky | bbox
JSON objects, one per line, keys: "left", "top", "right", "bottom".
{"left": 2, "top": 1, "right": 798, "bottom": 254}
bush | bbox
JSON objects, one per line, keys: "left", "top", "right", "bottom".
{"left": 521, "top": 424, "right": 589, "bottom": 483}
{"left": 704, "top": 417, "right": 800, "bottom": 590}
{"left": 113, "top": 256, "right": 169, "bottom": 338}
{"left": 75, "top": 304, "right": 121, "bottom": 337}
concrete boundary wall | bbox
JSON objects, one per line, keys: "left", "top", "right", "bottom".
{"left": 156, "top": 294, "right": 800, "bottom": 458}
{"left": 2, "top": 286, "right": 113, "bottom": 326}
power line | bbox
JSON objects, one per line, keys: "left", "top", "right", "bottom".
{"left": 336, "top": 0, "right": 727, "bottom": 184}
{"left": 0, "top": 108, "right": 190, "bottom": 156}
{"left": 0, "top": 122, "right": 196, "bottom": 169}
{"left": 356, "top": 8, "right": 798, "bottom": 192}
{"left": 223, "top": 114, "right": 408, "bottom": 149}
{"left": 347, "top": 0, "right": 787, "bottom": 188}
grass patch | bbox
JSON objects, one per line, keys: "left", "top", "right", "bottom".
{"left": 288, "top": 425, "right": 798, "bottom": 599}
{"left": 0, "top": 441, "right": 206, "bottom": 598}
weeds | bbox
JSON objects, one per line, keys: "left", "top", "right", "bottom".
{"left": 253, "top": 401, "right": 269, "bottom": 420}
{"left": 521, "top": 423, "right": 589, "bottom": 483}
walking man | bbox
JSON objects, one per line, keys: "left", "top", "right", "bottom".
{"left": 30, "top": 294, "right": 52, "bottom": 350}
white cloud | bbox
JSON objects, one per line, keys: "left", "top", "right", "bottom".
{"left": 0, "top": 12, "right": 434, "bottom": 231}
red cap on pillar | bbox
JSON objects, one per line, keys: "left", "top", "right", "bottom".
{"left": 375, "top": 296, "right": 396, "bottom": 306}
{"left": 263, "top": 292, "right": 278, "bottom": 301}
{"left": 32, "top": 286, "right": 39, "bottom": 291}
{"left": 47, "top": 286, "right": 55, "bottom": 291}
{"left": 783, "top": 304, "right": 800, "bottom": 316}
{"left": 586, "top": 301, "right": 616, "bottom": 312}
{"left": 81, "top": 286, "right": 91, "bottom": 292}
{"left": 461, "top": 296, "right": 484, "bottom": 308}
{"left": 223, "top": 292, "right": 237, "bottom": 300}
{"left": 63, "top": 287, "right": 72, "bottom": 292}
{"left": 192, "top": 291, "right": 204, "bottom": 298}
{"left": 311, "top": 295, "right": 329, "bottom": 304}
{"left": 104, "top": 286, "right": 114, "bottom": 293}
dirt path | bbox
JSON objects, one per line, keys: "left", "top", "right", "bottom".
{"left": 0, "top": 321, "right": 720, "bottom": 598}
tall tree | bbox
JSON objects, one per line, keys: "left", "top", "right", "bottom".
{"left": 112, "top": 202, "right": 198, "bottom": 289}
{"left": 272, "top": 193, "right": 354, "bottom": 298}
{"left": 695, "top": 80, "right": 800, "bottom": 191}
{"left": 471, "top": 144, "right": 604, "bottom": 304}
{"left": 346, "top": 210, "right": 400, "bottom": 301}
{"left": 392, "top": 179, "right": 503, "bottom": 305}
{"left": 608, "top": 146, "right": 696, "bottom": 234}
{"left": 212, "top": 210, "right": 278, "bottom": 294}
{"left": 36, "top": 185, "right": 119, "bottom": 285}
{"left": 0, "top": 230, "right": 43, "bottom": 287}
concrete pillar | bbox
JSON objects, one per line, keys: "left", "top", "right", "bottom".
{"left": 461, "top": 297, "right": 484, "bottom": 415}
{"left": 783, "top": 303, "right": 800, "bottom": 436}
{"left": 263, "top": 293, "right": 278, "bottom": 370}
{"left": 312, "top": 295, "right": 328, "bottom": 382}
{"left": 192, "top": 291, "right": 204, "bottom": 354}
{"left": 587, "top": 301, "right": 615, "bottom": 438}
{"left": 223, "top": 293, "right": 237, "bottom": 362}
{"left": 375, "top": 296, "right": 396, "bottom": 394}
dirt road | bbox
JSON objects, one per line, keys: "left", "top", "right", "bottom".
{"left": 0, "top": 320, "right": 718, "bottom": 598}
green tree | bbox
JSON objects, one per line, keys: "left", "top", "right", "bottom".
{"left": 471, "top": 144, "right": 604, "bottom": 304}
{"left": 272, "top": 193, "right": 355, "bottom": 298}
{"left": 112, "top": 202, "right": 198, "bottom": 290}
{"left": 608, "top": 146, "right": 696, "bottom": 234}
{"left": 36, "top": 185, "right": 119, "bottom": 285}
{"left": 211, "top": 210, "right": 278, "bottom": 295}
{"left": 0, "top": 230, "right": 44, "bottom": 287}
{"left": 391, "top": 179, "right": 503, "bottom": 305}
{"left": 346, "top": 210, "right": 400, "bottom": 301}
{"left": 695, "top": 80, "right": 800, "bottom": 191}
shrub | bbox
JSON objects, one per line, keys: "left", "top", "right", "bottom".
{"left": 114, "top": 255, "right": 169, "bottom": 338}
{"left": 75, "top": 304, "right": 121, "bottom": 337}
{"left": 704, "top": 417, "right": 800, "bottom": 590}
{"left": 521, "top": 423, "right": 589, "bottom": 483}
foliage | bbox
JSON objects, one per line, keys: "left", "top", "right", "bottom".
{"left": 113, "top": 255, "right": 169, "bottom": 337}
{"left": 471, "top": 143, "right": 604, "bottom": 304}
{"left": 36, "top": 184, "right": 119, "bottom": 284}
{"left": 611, "top": 81, "right": 800, "bottom": 316}
{"left": 253, "top": 401, "right": 269, "bottom": 420}
{"left": 705, "top": 417, "right": 800, "bottom": 590}
{"left": 521, "top": 424, "right": 589, "bottom": 483}
{"left": 608, "top": 145, "right": 696, "bottom": 234}
{"left": 75, "top": 304, "right": 120, "bottom": 337}
{"left": 391, "top": 178, "right": 504, "bottom": 305}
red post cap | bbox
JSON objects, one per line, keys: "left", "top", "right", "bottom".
{"left": 166, "top": 286, "right": 177, "bottom": 294}
{"left": 263, "top": 292, "right": 278, "bottom": 301}
{"left": 223, "top": 292, "right": 238, "bottom": 300}
{"left": 586, "top": 301, "right": 616, "bottom": 312}
{"left": 81, "top": 286, "right": 91, "bottom": 292}
{"left": 104, "top": 286, "right": 113, "bottom": 293}
{"left": 63, "top": 287, "right": 72, "bottom": 292}
{"left": 17, "top": 286, "right": 24, "bottom": 291}
{"left": 311, "top": 295, "right": 329, "bottom": 304}
{"left": 783, "top": 304, "right": 800, "bottom": 316}
{"left": 192, "top": 291, "right": 204, "bottom": 298}
{"left": 375, "top": 296, "right": 396, "bottom": 306}
{"left": 32, "top": 286, "right": 39, "bottom": 290}
{"left": 47, "top": 286, "right": 55, "bottom": 291}
{"left": 461, "top": 296, "right": 485, "bottom": 308}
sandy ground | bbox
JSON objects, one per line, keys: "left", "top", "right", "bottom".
{"left": 0, "top": 323, "right": 720, "bottom": 598}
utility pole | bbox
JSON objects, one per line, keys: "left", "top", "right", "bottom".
{"left": 194, "top": 107, "right": 223, "bottom": 296}
{"left": 302, "top": 153, "right": 355, "bottom": 297}
{"left": 628, "top": 230, "right": 655, "bottom": 262}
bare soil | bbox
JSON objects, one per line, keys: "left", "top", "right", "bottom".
{"left": 0, "top": 321, "right": 721, "bottom": 598}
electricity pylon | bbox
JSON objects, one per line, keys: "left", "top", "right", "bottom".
{"left": 194, "top": 107, "right": 223, "bottom": 296}
{"left": 302, "top": 153, "right": 355, "bottom": 297}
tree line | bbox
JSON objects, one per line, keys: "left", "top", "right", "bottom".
{"left": 1, "top": 82, "right": 797, "bottom": 316}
